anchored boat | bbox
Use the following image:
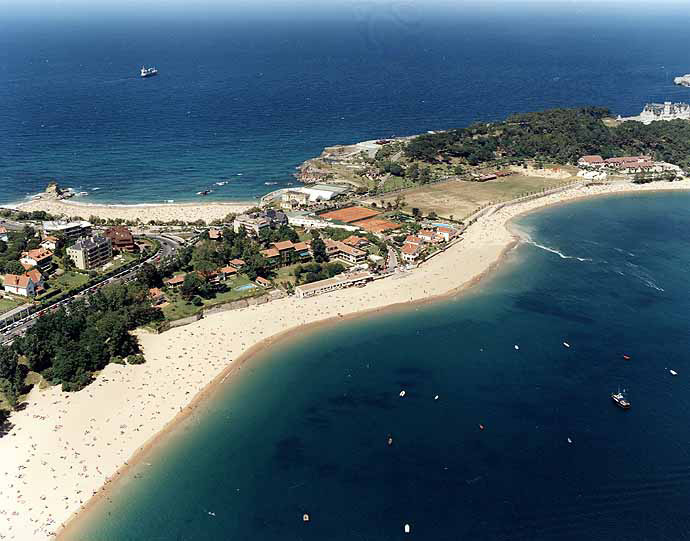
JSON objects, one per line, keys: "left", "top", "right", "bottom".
{"left": 611, "top": 389, "right": 631, "bottom": 410}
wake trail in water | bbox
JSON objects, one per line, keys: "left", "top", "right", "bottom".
{"left": 520, "top": 236, "right": 593, "bottom": 262}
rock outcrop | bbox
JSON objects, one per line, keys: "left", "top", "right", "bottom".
{"left": 674, "top": 74, "right": 690, "bottom": 88}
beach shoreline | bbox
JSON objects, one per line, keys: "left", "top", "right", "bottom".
{"left": 1, "top": 180, "right": 689, "bottom": 541}
{"left": 13, "top": 198, "right": 255, "bottom": 224}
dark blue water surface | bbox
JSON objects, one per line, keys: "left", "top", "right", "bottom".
{"left": 69, "top": 192, "right": 690, "bottom": 540}
{"left": 2, "top": 7, "right": 690, "bottom": 204}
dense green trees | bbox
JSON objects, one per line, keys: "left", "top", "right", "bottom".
{"left": 11, "top": 282, "right": 162, "bottom": 392}
{"left": 294, "top": 262, "right": 345, "bottom": 284}
{"left": 403, "top": 107, "right": 690, "bottom": 170}
{"left": 310, "top": 234, "right": 328, "bottom": 263}
{"left": 0, "top": 347, "right": 27, "bottom": 408}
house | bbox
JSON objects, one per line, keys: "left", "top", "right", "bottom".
{"left": 229, "top": 259, "right": 245, "bottom": 270}
{"left": 42, "top": 220, "right": 92, "bottom": 242}
{"left": 342, "top": 235, "right": 369, "bottom": 248}
{"left": 148, "top": 288, "right": 166, "bottom": 306}
{"left": 40, "top": 236, "right": 58, "bottom": 251}
{"left": 261, "top": 247, "right": 281, "bottom": 265}
{"left": 66, "top": 236, "right": 113, "bottom": 270}
{"left": 0, "top": 227, "right": 8, "bottom": 243}
{"left": 104, "top": 226, "right": 136, "bottom": 252}
{"left": 2, "top": 274, "right": 36, "bottom": 297}
{"left": 218, "top": 266, "right": 238, "bottom": 280}
{"left": 20, "top": 248, "right": 54, "bottom": 272}
{"left": 24, "top": 269, "right": 44, "bottom": 289}
{"left": 294, "top": 271, "right": 372, "bottom": 299}
{"left": 401, "top": 243, "right": 422, "bottom": 263}
{"left": 404, "top": 235, "right": 423, "bottom": 247}
{"left": 208, "top": 228, "right": 223, "bottom": 240}
{"left": 578, "top": 155, "right": 605, "bottom": 166}
{"left": 334, "top": 242, "right": 367, "bottom": 264}
{"left": 256, "top": 276, "right": 272, "bottom": 288}
{"left": 273, "top": 240, "right": 296, "bottom": 261}
{"left": 418, "top": 229, "right": 437, "bottom": 243}
{"left": 436, "top": 226, "right": 457, "bottom": 242}
{"left": 293, "top": 241, "right": 311, "bottom": 259}
{"left": 165, "top": 274, "right": 186, "bottom": 288}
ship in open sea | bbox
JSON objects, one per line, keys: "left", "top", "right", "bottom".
{"left": 140, "top": 66, "right": 158, "bottom": 78}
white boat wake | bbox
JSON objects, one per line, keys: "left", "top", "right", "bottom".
{"left": 522, "top": 238, "right": 592, "bottom": 262}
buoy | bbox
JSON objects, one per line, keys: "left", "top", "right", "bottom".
{"left": 399, "top": 390, "right": 406, "bottom": 397}
{"left": 514, "top": 345, "right": 520, "bottom": 350}
{"left": 404, "top": 523, "right": 411, "bottom": 534}
{"left": 303, "top": 513, "right": 310, "bottom": 522}
{"left": 563, "top": 342, "right": 570, "bottom": 348}
{"left": 623, "top": 354, "right": 631, "bottom": 360}
{"left": 479, "top": 424, "right": 485, "bottom": 431}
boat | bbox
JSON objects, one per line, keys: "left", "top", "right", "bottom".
{"left": 611, "top": 389, "right": 631, "bottom": 409}
{"left": 140, "top": 65, "right": 158, "bottom": 78}
{"left": 670, "top": 369, "right": 678, "bottom": 376}
{"left": 196, "top": 190, "right": 212, "bottom": 196}
{"left": 623, "top": 354, "right": 631, "bottom": 360}
{"left": 563, "top": 342, "right": 571, "bottom": 348}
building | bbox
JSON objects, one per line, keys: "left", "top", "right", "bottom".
{"left": 67, "top": 236, "right": 113, "bottom": 270}
{"left": 436, "top": 226, "right": 457, "bottom": 243}
{"left": 260, "top": 247, "right": 281, "bottom": 265}
{"left": 321, "top": 238, "right": 367, "bottom": 264}
{"left": 42, "top": 220, "right": 92, "bottom": 242}
{"left": 165, "top": 274, "right": 186, "bottom": 288}
{"left": 417, "top": 230, "right": 437, "bottom": 243}
{"left": 228, "top": 259, "right": 245, "bottom": 269}
{"left": 401, "top": 242, "right": 422, "bottom": 263}
{"left": 2, "top": 273, "right": 37, "bottom": 297}
{"left": 578, "top": 155, "right": 605, "bottom": 167}
{"left": 104, "top": 226, "right": 136, "bottom": 252}
{"left": 40, "top": 236, "right": 59, "bottom": 251}
{"left": 294, "top": 271, "right": 373, "bottom": 299}
{"left": 281, "top": 190, "right": 310, "bottom": 210}
{"left": 20, "top": 248, "right": 53, "bottom": 272}
{"left": 619, "top": 102, "right": 690, "bottom": 124}
{"left": 218, "top": 266, "right": 238, "bottom": 280}
{"left": 342, "top": 235, "right": 369, "bottom": 248}
{"left": 148, "top": 288, "right": 166, "bottom": 306}
{"left": 0, "top": 227, "right": 8, "bottom": 243}
{"left": 404, "top": 235, "right": 423, "bottom": 247}
{"left": 233, "top": 210, "right": 287, "bottom": 237}
{"left": 208, "top": 227, "right": 223, "bottom": 240}
{"left": 256, "top": 276, "right": 272, "bottom": 288}
{"left": 286, "top": 212, "right": 360, "bottom": 232}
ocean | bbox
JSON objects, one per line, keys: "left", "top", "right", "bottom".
{"left": 68, "top": 192, "right": 690, "bottom": 540}
{"left": 2, "top": 7, "right": 690, "bottom": 205}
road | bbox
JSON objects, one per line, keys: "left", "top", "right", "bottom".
{"left": 0, "top": 233, "right": 181, "bottom": 343}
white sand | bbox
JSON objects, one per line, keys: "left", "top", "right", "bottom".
{"left": 15, "top": 199, "right": 253, "bottom": 224}
{"left": 0, "top": 180, "right": 688, "bottom": 540}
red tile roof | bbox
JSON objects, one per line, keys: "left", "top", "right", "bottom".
{"left": 256, "top": 276, "right": 271, "bottom": 286}
{"left": 25, "top": 269, "right": 43, "bottom": 283}
{"left": 293, "top": 241, "right": 310, "bottom": 251}
{"left": 229, "top": 259, "right": 245, "bottom": 267}
{"left": 401, "top": 243, "right": 420, "bottom": 255}
{"left": 165, "top": 274, "right": 186, "bottom": 285}
{"left": 24, "top": 248, "right": 53, "bottom": 262}
{"left": 272, "top": 240, "right": 295, "bottom": 251}
{"left": 219, "top": 266, "right": 237, "bottom": 274}
{"left": 3, "top": 274, "right": 30, "bottom": 288}
{"left": 261, "top": 248, "right": 280, "bottom": 258}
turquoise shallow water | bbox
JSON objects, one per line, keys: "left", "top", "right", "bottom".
{"left": 69, "top": 192, "right": 690, "bottom": 540}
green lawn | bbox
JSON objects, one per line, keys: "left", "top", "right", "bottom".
{"left": 0, "top": 296, "right": 25, "bottom": 315}
{"left": 50, "top": 271, "right": 89, "bottom": 292}
{"left": 162, "top": 275, "right": 266, "bottom": 321}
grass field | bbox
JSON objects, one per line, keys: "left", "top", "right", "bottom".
{"left": 0, "top": 296, "right": 25, "bottom": 315}
{"left": 51, "top": 271, "right": 89, "bottom": 292}
{"left": 363, "top": 173, "right": 577, "bottom": 219}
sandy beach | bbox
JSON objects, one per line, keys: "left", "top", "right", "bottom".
{"left": 1, "top": 180, "right": 689, "bottom": 541}
{"left": 15, "top": 198, "right": 253, "bottom": 224}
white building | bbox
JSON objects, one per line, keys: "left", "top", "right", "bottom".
{"left": 2, "top": 273, "right": 37, "bottom": 297}
{"left": 43, "top": 220, "right": 92, "bottom": 242}
{"left": 294, "top": 271, "right": 373, "bottom": 299}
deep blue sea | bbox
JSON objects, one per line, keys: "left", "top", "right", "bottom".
{"left": 2, "top": 6, "right": 690, "bottom": 204}
{"left": 68, "top": 192, "right": 690, "bottom": 540}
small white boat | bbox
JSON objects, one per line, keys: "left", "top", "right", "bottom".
{"left": 514, "top": 345, "right": 520, "bottom": 350}
{"left": 399, "top": 390, "right": 406, "bottom": 397}
{"left": 567, "top": 437, "right": 572, "bottom": 444}
{"left": 404, "top": 523, "right": 411, "bottom": 534}
{"left": 670, "top": 369, "right": 678, "bottom": 376}
{"left": 563, "top": 342, "right": 571, "bottom": 348}
{"left": 434, "top": 395, "right": 439, "bottom": 400}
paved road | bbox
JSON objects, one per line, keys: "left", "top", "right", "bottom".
{"left": 1, "top": 234, "right": 181, "bottom": 343}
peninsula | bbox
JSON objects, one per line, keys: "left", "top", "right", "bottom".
{"left": 1, "top": 107, "right": 690, "bottom": 541}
